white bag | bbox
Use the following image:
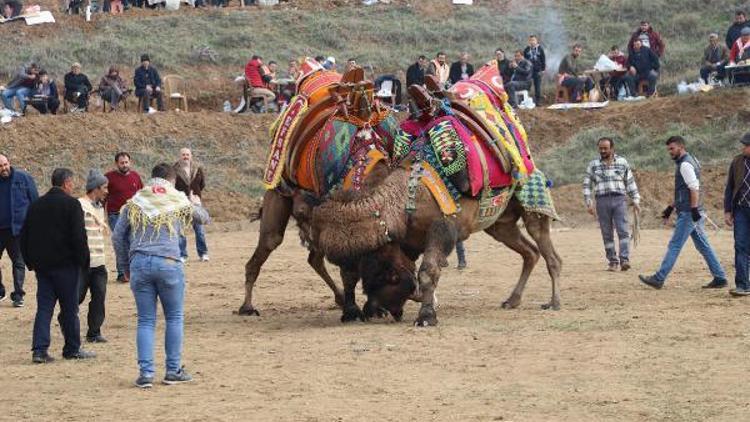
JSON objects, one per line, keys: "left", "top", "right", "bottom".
{"left": 594, "top": 55, "right": 618, "bottom": 71}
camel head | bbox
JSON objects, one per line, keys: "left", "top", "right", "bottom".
{"left": 360, "top": 243, "right": 416, "bottom": 320}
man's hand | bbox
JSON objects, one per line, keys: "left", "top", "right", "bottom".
{"left": 587, "top": 204, "right": 596, "bottom": 217}
{"left": 629, "top": 66, "right": 637, "bottom": 75}
{"left": 725, "top": 212, "right": 734, "bottom": 227}
{"left": 660, "top": 205, "right": 674, "bottom": 220}
{"left": 690, "top": 207, "right": 702, "bottom": 222}
{"left": 633, "top": 203, "right": 641, "bottom": 214}
{"left": 155, "top": 86, "right": 161, "bottom": 92}
{"left": 189, "top": 192, "right": 201, "bottom": 205}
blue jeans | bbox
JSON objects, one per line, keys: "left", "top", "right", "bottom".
{"left": 654, "top": 211, "right": 727, "bottom": 283}
{"left": 179, "top": 220, "right": 207, "bottom": 258}
{"left": 130, "top": 254, "right": 185, "bottom": 377}
{"left": 108, "top": 213, "right": 126, "bottom": 278}
{"left": 2, "top": 86, "right": 31, "bottom": 112}
{"left": 734, "top": 206, "right": 750, "bottom": 290}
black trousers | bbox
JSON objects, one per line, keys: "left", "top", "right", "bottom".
{"left": 531, "top": 71, "right": 543, "bottom": 103}
{"left": 0, "top": 228, "right": 25, "bottom": 301}
{"left": 78, "top": 265, "right": 107, "bottom": 338}
{"left": 66, "top": 86, "right": 89, "bottom": 109}
{"left": 29, "top": 97, "right": 60, "bottom": 114}
{"left": 139, "top": 90, "right": 164, "bottom": 112}
{"left": 32, "top": 265, "right": 81, "bottom": 356}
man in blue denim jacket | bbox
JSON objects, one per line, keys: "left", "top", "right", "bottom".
{"left": 639, "top": 136, "right": 727, "bottom": 289}
{"left": 113, "top": 163, "right": 209, "bottom": 388}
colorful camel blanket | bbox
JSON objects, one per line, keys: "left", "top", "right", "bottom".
{"left": 514, "top": 170, "right": 559, "bottom": 220}
{"left": 262, "top": 95, "right": 309, "bottom": 189}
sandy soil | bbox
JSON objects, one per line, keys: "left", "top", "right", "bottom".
{"left": 1, "top": 225, "right": 746, "bottom": 421}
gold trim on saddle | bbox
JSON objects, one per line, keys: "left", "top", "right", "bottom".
{"left": 406, "top": 161, "right": 458, "bottom": 216}
{"left": 262, "top": 95, "right": 309, "bottom": 190}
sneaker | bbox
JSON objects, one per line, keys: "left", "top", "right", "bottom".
{"left": 729, "top": 288, "right": 750, "bottom": 297}
{"left": 0, "top": 292, "right": 6, "bottom": 302}
{"left": 12, "top": 298, "right": 24, "bottom": 308}
{"left": 199, "top": 255, "right": 210, "bottom": 262}
{"left": 607, "top": 263, "right": 619, "bottom": 272}
{"left": 32, "top": 352, "right": 55, "bottom": 364}
{"left": 456, "top": 261, "right": 466, "bottom": 270}
{"left": 134, "top": 375, "right": 154, "bottom": 389}
{"left": 638, "top": 274, "right": 664, "bottom": 290}
{"left": 620, "top": 262, "right": 631, "bottom": 272}
{"left": 702, "top": 278, "right": 728, "bottom": 289}
{"left": 86, "top": 335, "right": 108, "bottom": 343}
{"left": 63, "top": 349, "right": 97, "bottom": 360}
{"left": 180, "top": 257, "right": 188, "bottom": 263}
{"left": 163, "top": 367, "right": 193, "bottom": 385}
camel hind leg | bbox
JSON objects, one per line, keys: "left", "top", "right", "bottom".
{"left": 484, "top": 215, "right": 540, "bottom": 309}
{"left": 523, "top": 212, "right": 563, "bottom": 310}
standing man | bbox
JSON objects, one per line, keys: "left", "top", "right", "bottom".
{"left": 726, "top": 10, "right": 750, "bottom": 51}
{"left": 639, "top": 136, "right": 728, "bottom": 289}
{"left": 583, "top": 137, "right": 641, "bottom": 272}
{"left": 723, "top": 132, "right": 750, "bottom": 296}
{"left": 448, "top": 52, "right": 474, "bottom": 85}
{"left": 78, "top": 170, "right": 110, "bottom": 342}
{"left": 174, "top": 148, "right": 208, "bottom": 262}
{"left": 523, "top": 35, "right": 546, "bottom": 105}
{"left": 134, "top": 54, "right": 164, "bottom": 113}
{"left": 0, "top": 154, "right": 38, "bottom": 307}
{"left": 628, "top": 20, "right": 665, "bottom": 58}
{"left": 426, "top": 52, "right": 450, "bottom": 89}
{"left": 22, "top": 168, "right": 95, "bottom": 363}
{"left": 105, "top": 152, "right": 144, "bottom": 283}
{"left": 113, "top": 163, "right": 209, "bottom": 388}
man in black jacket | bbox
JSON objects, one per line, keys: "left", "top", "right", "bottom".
{"left": 22, "top": 168, "right": 95, "bottom": 363}
{"left": 495, "top": 48, "right": 513, "bottom": 85}
{"left": 523, "top": 35, "right": 546, "bottom": 105}
{"left": 726, "top": 10, "right": 750, "bottom": 50}
{"left": 406, "top": 55, "right": 427, "bottom": 87}
{"left": 134, "top": 54, "right": 164, "bottom": 113}
{"left": 623, "top": 39, "right": 660, "bottom": 97}
{"left": 506, "top": 50, "right": 533, "bottom": 107}
{"left": 448, "top": 52, "right": 475, "bottom": 85}
{"left": 64, "top": 63, "right": 93, "bottom": 112}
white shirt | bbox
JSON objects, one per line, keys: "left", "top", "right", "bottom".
{"left": 679, "top": 162, "right": 700, "bottom": 191}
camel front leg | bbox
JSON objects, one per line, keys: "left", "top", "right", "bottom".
{"left": 340, "top": 265, "right": 364, "bottom": 323}
{"left": 415, "top": 220, "right": 457, "bottom": 326}
{"left": 307, "top": 249, "right": 345, "bottom": 308}
{"left": 239, "top": 190, "right": 292, "bottom": 316}
{"left": 523, "top": 214, "right": 563, "bottom": 310}
{"left": 485, "top": 218, "right": 540, "bottom": 309}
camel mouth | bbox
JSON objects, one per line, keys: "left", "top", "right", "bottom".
{"left": 360, "top": 244, "right": 417, "bottom": 319}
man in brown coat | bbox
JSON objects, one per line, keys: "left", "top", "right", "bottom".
{"left": 174, "top": 148, "right": 208, "bottom": 261}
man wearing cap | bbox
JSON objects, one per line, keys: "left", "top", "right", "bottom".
{"left": 77, "top": 170, "right": 110, "bottom": 342}
{"left": 724, "top": 133, "right": 750, "bottom": 296}
{"left": 64, "top": 62, "right": 93, "bottom": 112}
{"left": 134, "top": 54, "right": 164, "bottom": 113}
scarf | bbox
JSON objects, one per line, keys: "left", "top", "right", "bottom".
{"left": 125, "top": 178, "right": 192, "bottom": 238}
{"left": 735, "top": 37, "right": 750, "bottom": 61}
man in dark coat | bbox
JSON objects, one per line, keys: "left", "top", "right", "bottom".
{"left": 134, "top": 54, "right": 164, "bottom": 113}
{"left": 523, "top": 35, "right": 546, "bottom": 105}
{"left": 628, "top": 20, "right": 665, "bottom": 57}
{"left": 448, "top": 52, "right": 474, "bottom": 85}
{"left": 623, "top": 39, "right": 660, "bottom": 97}
{"left": 723, "top": 133, "right": 750, "bottom": 296}
{"left": 406, "top": 55, "right": 427, "bottom": 87}
{"left": 29, "top": 70, "right": 61, "bottom": 114}
{"left": 22, "top": 168, "right": 96, "bottom": 363}
{"left": 64, "top": 62, "right": 93, "bottom": 112}
{"left": 0, "top": 153, "right": 38, "bottom": 307}
{"left": 495, "top": 48, "right": 513, "bottom": 85}
{"left": 506, "top": 50, "right": 533, "bottom": 107}
{"left": 173, "top": 148, "right": 208, "bottom": 261}
{"left": 726, "top": 10, "right": 750, "bottom": 50}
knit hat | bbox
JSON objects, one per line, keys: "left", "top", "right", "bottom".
{"left": 140, "top": 54, "right": 150, "bottom": 62}
{"left": 741, "top": 132, "right": 750, "bottom": 146}
{"left": 742, "top": 27, "right": 750, "bottom": 36}
{"left": 86, "top": 169, "right": 108, "bottom": 192}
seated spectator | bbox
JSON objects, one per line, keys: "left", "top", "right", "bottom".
{"left": 2, "top": 0, "right": 21, "bottom": 18}
{"left": 426, "top": 52, "right": 450, "bottom": 89}
{"left": 64, "top": 63, "right": 93, "bottom": 112}
{"left": 29, "top": 70, "right": 60, "bottom": 115}
{"left": 558, "top": 43, "right": 594, "bottom": 102}
{"left": 285, "top": 59, "right": 301, "bottom": 81}
{"left": 2, "top": 63, "right": 39, "bottom": 114}
{"left": 495, "top": 48, "right": 513, "bottom": 85}
{"left": 623, "top": 39, "right": 660, "bottom": 97}
{"left": 506, "top": 50, "right": 533, "bottom": 108}
{"left": 700, "top": 33, "right": 729, "bottom": 84}
{"left": 322, "top": 56, "right": 336, "bottom": 71}
{"left": 344, "top": 58, "right": 357, "bottom": 73}
{"left": 448, "top": 52, "right": 474, "bottom": 85}
{"left": 134, "top": 54, "right": 164, "bottom": 113}
{"left": 726, "top": 10, "right": 750, "bottom": 50}
{"left": 244, "top": 55, "right": 276, "bottom": 112}
{"left": 406, "top": 55, "right": 427, "bottom": 87}
{"left": 99, "top": 66, "right": 129, "bottom": 111}
{"left": 628, "top": 20, "right": 665, "bottom": 58}
{"left": 600, "top": 45, "right": 627, "bottom": 98}
{"left": 729, "top": 27, "right": 750, "bottom": 84}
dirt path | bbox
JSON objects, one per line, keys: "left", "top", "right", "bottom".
{"left": 0, "top": 226, "right": 746, "bottom": 421}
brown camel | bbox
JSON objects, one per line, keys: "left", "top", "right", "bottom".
{"left": 312, "top": 167, "right": 563, "bottom": 326}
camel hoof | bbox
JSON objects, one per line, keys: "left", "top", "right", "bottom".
{"left": 501, "top": 297, "right": 521, "bottom": 309}
{"left": 341, "top": 305, "right": 364, "bottom": 323}
{"left": 238, "top": 305, "right": 260, "bottom": 316}
{"left": 362, "top": 301, "right": 388, "bottom": 321}
{"left": 414, "top": 308, "right": 438, "bottom": 327}
{"left": 334, "top": 294, "right": 345, "bottom": 309}
{"left": 541, "top": 302, "right": 561, "bottom": 311}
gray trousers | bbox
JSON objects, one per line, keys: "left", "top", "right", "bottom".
{"left": 595, "top": 195, "right": 630, "bottom": 264}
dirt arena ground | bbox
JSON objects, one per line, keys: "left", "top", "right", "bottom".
{"left": 1, "top": 225, "right": 747, "bottom": 421}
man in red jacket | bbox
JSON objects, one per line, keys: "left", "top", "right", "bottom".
{"left": 104, "top": 152, "right": 143, "bottom": 283}
{"left": 628, "top": 21, "right": 665, "bottom": 58}
{"left": 244, "top": 55, "right": 276, "bottom": 112}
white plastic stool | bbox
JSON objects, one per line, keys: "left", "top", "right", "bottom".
{"left": 515, "top": 90, "right": 529, "bottom": 105}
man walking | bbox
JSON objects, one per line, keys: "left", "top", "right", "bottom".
{"left": 723, "top": 132, "right": 750, "bottom": 296}
{"left": 105, "top": 152, "right": 143, "bottom": 283}
{"left": 173, "top": 148, "right": 208, "bottom": 262}
{"left": 0, "top": 153, "right": 38, "bottom": 308}
{"left": 583, "top": 137, "right": 641, "bottom": 271}
{"left": 22, "top": 168, "right": 95, "bottom": 363}
{"left": 113, "top": 163, "right": 209, "bottom": 388}
{"left": 639, "top": 136, "right": 728, "bottom": 289}
{"left": 78, "top": 170, "right": 110, "bottom": 342}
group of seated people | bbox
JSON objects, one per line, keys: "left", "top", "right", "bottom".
{"left": 699, "top": 12, "right": 750, "bottom": 85}
{"left": 1, "top": 54, "right": 165, "bottom": 115}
